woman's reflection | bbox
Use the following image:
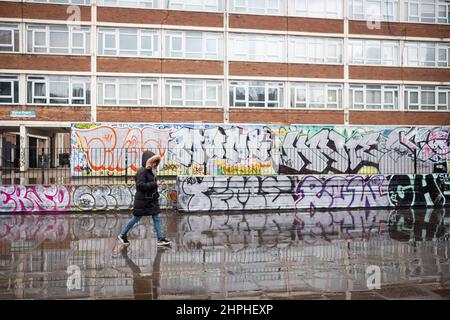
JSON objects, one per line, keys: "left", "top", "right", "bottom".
{"left": 120, "top": 246, "right": 166, "bottom": 300}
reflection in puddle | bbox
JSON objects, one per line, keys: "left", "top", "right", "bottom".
{"left": 0, "top": 207, "right": 449, "bottom": 299}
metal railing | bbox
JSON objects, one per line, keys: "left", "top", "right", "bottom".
{"left": 1, "top": 146, "right": 449, "bottom": 185}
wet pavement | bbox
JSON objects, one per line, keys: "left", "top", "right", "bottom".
{"left": 0, "top": 207, "right": 449, "bottom": 300}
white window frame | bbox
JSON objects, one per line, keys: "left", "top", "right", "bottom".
{"left": 229, "top": 81, "right": 284, "bottom": 108}
{"left": 289, "top": 36, "right": 343, "bottom": 64}
{"left": 27, "top": 24, "right": 90, "bottom": 55}
{"left": 404, "top": 42, "right": 450, "bottom": 67}
{"left": 167, "top": 0, "right": 223, "bottom": 12}
{"left": 27, "top": 75, "right": 91, "bottom": 105}
{"left": 229, "top": 33, "right": 285, "bottom": 62}
{"left": 28, "top": 0, "right": 91, "bottom": 4}
{"left": 229, "top": 0, "right": 285, "bottom": 15}
{"left": 290, "top": 83, "right": 343, "bottom": 109}
{"left": 98, "top": 0, "right": 158, "bottom": 8}
{"left": 349, "top": 84, "right": 399, "bottom": 110}
{"left": 0, "top": 75, "right": 19, "bottom": 104}
{"left": 97, "top": 77, "right": 159, "bottom": 106}
{"left": 349, "top": 0, "right": 399, "bottom": 22}
{"left": 349, "top": 39, "right": 399, "bottom": 66}
{"left": 165, "top": 79, "right": 223, "bottom": 107}
{"left": 289, "top": 0, "right": 344, "bottom": 19}
{"left": 164, "top": 31, "right": 223, "bottom": 60}
{"left": 98, "top": 27, "right": 160, "bottom": 57}
{"left": 405, "top": 0, "right": 450, "bottom": 24}
{"left": 0, "top": 24, "right": 19, "bottom": 53}
{"left": 405, "top": 85, "right": 450, "bottom": 111}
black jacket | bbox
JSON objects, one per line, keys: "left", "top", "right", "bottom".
{"left": 133, "top": 151, "right": 160, "bottom": 216}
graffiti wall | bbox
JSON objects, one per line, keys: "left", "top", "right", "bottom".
{"left": 0, "top": 183, "right": 177, "bottom": 213}
{"left": 71, "top": 123, "right": 275, "bottom": 176}
{"left": 177, "top": 176, "right": 298, "bottom": 212}
{"left": 72, "top": 123, "right": 450, "bottom": 176}
{"left": 177, "top": 174, "right": 450, "bottom": 212}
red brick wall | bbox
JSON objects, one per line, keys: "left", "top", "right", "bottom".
{"left": 0, "top": 2, "right": 91, "bottom": 21}
{"left": 288, "top": 17, "right": 344, "bottom": 33}
{"left": 349, "top": 20, "right": 450, "bottom": 38}
{"left": 229, "top": 109, "right": 344, "bottom": 124}
{"left": 229, "top": 62, "right": 343, "bottom": 78}
{"left": 0, "top": 54, "right": 90, "bottom": 72}
{"left": 0, "top": 106, "right": 91, "bottom": 121}
{"left": 350, "top": 111, "right": 450, "bottom": 125}
{"left": 350, "top": 66, "right": 450, "bottom": 82}
{"left": 229, "top": 14, "right": 343, "bottom": 33}
{"left": 97, "top": 107, "right": 223, "bottom": 122}
{"left": 98, "top": 7, "right": 223, "bottom": 27}
{"left": 98, "top": 58, "right": 223, "bottom": 75}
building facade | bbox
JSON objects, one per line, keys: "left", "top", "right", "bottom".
{"left": 0, "top": 0, "right": 449, "bottom": 170}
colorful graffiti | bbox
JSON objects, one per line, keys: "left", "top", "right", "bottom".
{"left": 295, "top": 174, "right": 450, "bottom": 211}
{"left": 279, "top": 126, "right": 450, "bottom": 174}
{"left": 0, "top": 183, "right": 177, "bottom": 213}
{"left": 177, "top": 174, "right": 450, "bottom": 212}
{"left": 0, "top": 214, "right": 70, "bottom": 241}
{"left": 0, "top": 185, "right": 71, "bottom": 212}
{"left": 177, "top": 176, "right": 297, "bottom": 212}
{"left": 72, "top": 123, "right": 450, "bottom": 176}
{"left": 72, "top": 123, "right": 275, "bottom": 176}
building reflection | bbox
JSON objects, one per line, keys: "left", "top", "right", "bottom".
{"left": 0, "top": 208, "right": 448, "bottom": 299}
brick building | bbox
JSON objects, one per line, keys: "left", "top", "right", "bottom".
{"left": 0, "top": 0, "right": 449, "bottom": 170}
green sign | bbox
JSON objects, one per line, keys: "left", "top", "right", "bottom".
{"left": 10, "top": 111, "right": 36, "bottom": 118}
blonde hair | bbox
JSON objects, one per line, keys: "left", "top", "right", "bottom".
{"left": 145, "top": 155, "right": 161, "bottom": 169}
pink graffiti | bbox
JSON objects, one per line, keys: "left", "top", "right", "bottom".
{"left": 418, "top": 129, "right": 450, "bottom": 161}
{"left": 0, "top": 214, "right": 70, "bottom": 241}
{"left": 0, "top": 185, "right": 71, "bottom": 213}
{"left": 74, "top": 125, "right": 171, "bottom": 173}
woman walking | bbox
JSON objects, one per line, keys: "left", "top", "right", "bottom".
{"left": 118, "top": 150, "right": 171, "bottom": 247}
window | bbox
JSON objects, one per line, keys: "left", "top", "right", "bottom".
{"left": 229, "top": 0, "right": 285, "bottom": 15}
{"left": 98, "top": 78, "right": 159, "bottom": 106}
{"left": 405, "top": 0, "right": 450, "bottom": 24}
{"left": 229, "top": 34, "right": 284, "bottom": 62}
{"left": 0, "top": 24, "right": 19, "bottom": 52}
{"left": 27, "top": 76, "right": 90, "bottom": 105}
{"left": 405, "top": 86, "right": 450, "bottom": 111}
{"left": 289, "top": 0, "right": 343, "bottom": 19}
{"left": 167, "top": 0, "right": 224, "bottom": 12}
{"left": 27, "top": 25, "right": 90, "bottom": 54}
{"left": 404, "top": 42, "right": 450, "bottom": 67}
{"left": 0, "top": 75, "right": 19, "bottom": 104}
{"left": 349, "top": 0, "right": 399, "bottom": 21}
{"left": 29, "top": 0, "right": 91, "bottom": 4}
{"left": 98, "top": 0, "right": 158, "bottom": 8}
{"left": 289, "top": 36, "right": 343, "bottom": 64}
{"left": 290, "top": 83, "right": 342, "bottom": 108}
{"left": 349, "top": 39, "right": 399, "bottom": 65}
{"left": 165, "top": 79, "right": 222, "bottom": 107}
{"left": 230, "top": 81, "right": 284, "bottom": 107}
{"left": 350, "top": 84, "right": 399, "bottom": 110}
{"left": 98, "top": 28, "right": 160, "bottom": 57}
{"left": 165, "top": 31, "right": 223, "bottom": 60}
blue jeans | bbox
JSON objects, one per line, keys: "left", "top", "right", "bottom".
{"left": 120, "top": 214, "right": 164, "bottom": 241}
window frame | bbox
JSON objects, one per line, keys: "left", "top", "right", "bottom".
{"left": 26, "top": 75, "right": 91, "bottom": 105}
{"left": 290, "top": 82, "right": 343, "bottom": 109}
{"left": 349, "top": 84, "right": 399, "bottom": 110}
{"left": 229, "top": 81, "right": 284, "bottom": 108}
{"left": 27, "top": 24, "right": 90, "bottom": 55}
{"left": 0, "top": 75, "right": 19, "bottom": 104}
{"left": 165, "top": 78, "right": 223, "bottom": 107}
{"left": 0, "top": 24, "right": 20, "bottom": 53}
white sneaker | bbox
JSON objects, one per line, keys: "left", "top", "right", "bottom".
{"left": 157, "top": 238, "right": 172, "bottom": 246}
